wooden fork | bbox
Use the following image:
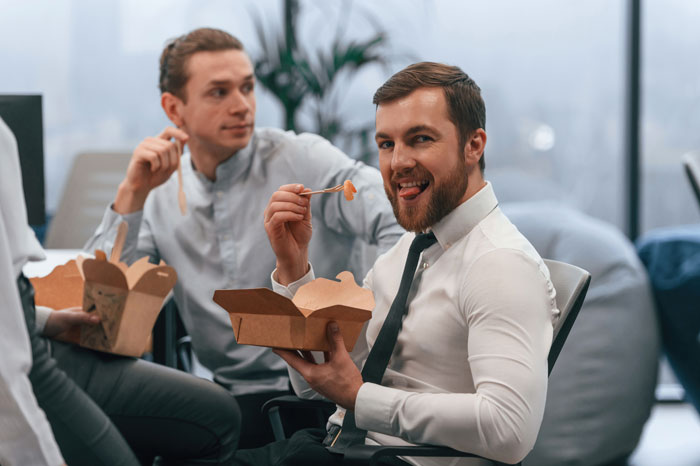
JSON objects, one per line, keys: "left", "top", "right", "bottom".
{"left": 299, "top": 184, "right": 344, "bottom": 196}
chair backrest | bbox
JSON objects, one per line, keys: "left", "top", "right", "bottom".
{"left": 682, "top": 151, "right": 700, "bottom": 208}
{"left": 45, "top": 152, "right": 131, "bottom": 249}
{"left": 543, "top": 259, "right": 591, "bottom": 374}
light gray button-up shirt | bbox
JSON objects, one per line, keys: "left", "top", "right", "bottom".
{"left": 85, "top": 128, "right": 403, "bottom": 395}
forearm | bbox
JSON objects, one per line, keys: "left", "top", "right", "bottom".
{"left": 355, "top": 381, "right": 544, "bottom": 464}
{"left": 113, "top": 180, "right": 149, "bottom": 215}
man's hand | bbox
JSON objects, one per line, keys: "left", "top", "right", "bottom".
{"left": 42, "top": 308, "right": 100, "bottom": 339}
{"left": 273, "top": 322, "right": 363, "bottom": 411}
{"left": 114, "top": 126, "right": 189, "bottom": 214}
{"left": 263, "top": 184, "right": 312, "bottom": 285}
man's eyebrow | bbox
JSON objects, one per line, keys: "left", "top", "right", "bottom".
{"left": 405, "top": 125, "right": 437, "bottom": 136}
{"left": 374, "top": 131, "right": 390, "bottom": 141}
{"left": 206, "top": 75, "right": 255, "bottom": 87}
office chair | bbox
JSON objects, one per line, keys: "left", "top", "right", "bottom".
{"left": 45, "top": 152, "right": 131, "bottom": 248}
{"left": 262, "top": 259, "right": 592, "bottom": 466}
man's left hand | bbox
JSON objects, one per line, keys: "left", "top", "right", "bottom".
{"left": 43, "top": 307, "right": 100, "bottom": 339}
{"left": 274, "top": 321, "right": 363, "bottom": 411}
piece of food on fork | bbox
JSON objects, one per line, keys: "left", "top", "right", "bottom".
{"left": 300, "top": 180, "right": 357, "bottom": 201}
{"left": 343, "top": 180, "right": 357, "bottom": 201}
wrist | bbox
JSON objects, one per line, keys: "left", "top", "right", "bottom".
{"left": 114, "top": 181, "right": 149, "bottom": 214}
{"left": 276, "top": 257, "right": 309, "bottom": 286}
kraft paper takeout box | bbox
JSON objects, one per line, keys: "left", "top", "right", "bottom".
{"left": 30, "top": 222, "right": 177, "bottom": 357}
{"left": 213, "top": 271, "right": 374, "bottom": 352}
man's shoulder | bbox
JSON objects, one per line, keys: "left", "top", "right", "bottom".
{"left": 464, "top": 208, "right": 546, "bottom": 272}
{"left": 255, "top": 127, "right": 331, "bottom": 150}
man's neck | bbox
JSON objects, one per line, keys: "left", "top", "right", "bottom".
{"left": 188, "top": 141, "right": 238, "bottom": 181}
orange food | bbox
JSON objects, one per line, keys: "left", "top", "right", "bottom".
{"left": 343, "top": 180, "right": 357, "bottom": 201}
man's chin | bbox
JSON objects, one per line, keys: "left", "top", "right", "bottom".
{"left": 395, "top": 206, "right": 431, "bottom": 233}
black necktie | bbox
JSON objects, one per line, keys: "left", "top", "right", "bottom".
{"left": 326, "top": 231, "right": 438, "bottom": 453}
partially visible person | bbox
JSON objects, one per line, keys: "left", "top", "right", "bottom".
{"left": 85, "top": 27, "right": 403, "bottom": 447}
{"left": 0, "top": 116, "right": 240, "bottom": 466}
{"left": 0, "top": 134, "right": 63, "bottom": 464}
{"left": 234, "top": 62, "right": 557, "bottom": 466}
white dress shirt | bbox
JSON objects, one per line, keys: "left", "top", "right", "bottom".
{"left": 85, "top": 128, "right": 403, "bottom": 395}
{"left": 275, "top": 182, "right": 558, "bottom": 466}
{"left": 0, "top": 117, "right": 64, "bottom": 466}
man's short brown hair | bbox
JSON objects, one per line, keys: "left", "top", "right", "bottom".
{"left": 373, "top": 62, "right": 486, "bottom": 171}
{"left": 159, "top": 27, "right": 243, "bottom": 102}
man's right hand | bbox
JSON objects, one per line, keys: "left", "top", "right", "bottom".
{"left": 263, "top": 184, "right": 312, "bottom": 285}
{"left": 114, "top": 127, "right": 189, "bottom": 214}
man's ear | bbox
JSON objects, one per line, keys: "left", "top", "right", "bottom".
{"left": 463, "top": 128, "right": 487, "bottom": 168}
{"left": 161, "top": 92, "right": 185, "bottom": 127}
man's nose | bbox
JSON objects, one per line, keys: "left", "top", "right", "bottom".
{"left": 228, "top": 91, "right": 250, "bottom": 115}
{"left": 391, "top": 145, "right": 416, "bottom": 172}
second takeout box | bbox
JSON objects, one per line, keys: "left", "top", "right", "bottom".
{"left": 213, "top": 271, "right": 374, "bottom": 352}
{"left": 30, "top": 223, "right": 177, "bottom": 357}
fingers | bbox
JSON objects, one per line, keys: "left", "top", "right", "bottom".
{"left": 158, "top": 126, "right": 189, "bottom": 145}
{"left": 273, "top": 348, "right": 315, "bottom": 377}
{"left": 139, "top": 138, "right": 179, "bottom": 173}
{"left": 264, "top": 185, "right": 310, "bottom": 224}
{"left": 300, "top": 350, "right": 317, "bottom": 364}
{"left": 58, "top": 309, "right": 100, "bottom": 326}
{"left": 326, "top": 321, "right": 345, "bottom": 355}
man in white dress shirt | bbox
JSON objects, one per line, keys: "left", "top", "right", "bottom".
{"left": 234, "top": 62, "right": 558, "bottom": 466}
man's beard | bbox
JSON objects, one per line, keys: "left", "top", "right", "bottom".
{"left": 384, "top": 157, "right": 468, "bottom": 233}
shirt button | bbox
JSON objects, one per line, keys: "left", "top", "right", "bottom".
{"left": 422, "top": 262, "right": 429, "bottom": 269}
{"left": 223, "top": 234, "right": 231, "bottom": 241}
{"left": 216, "top": 191, "right": 224, "bottom": 199}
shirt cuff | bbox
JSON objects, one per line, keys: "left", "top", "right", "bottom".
{"left": 34, "top": 306, "right": 53, "bottom": 334}
{"left": 270, "top": 263, "right": 315, "bottom": 298}
{"left": 354, "top": 382, "right": 400, "bottom": 435}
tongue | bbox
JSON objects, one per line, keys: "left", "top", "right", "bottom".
{"left": 399, "top": 186, "right": 422, "bottom": 198}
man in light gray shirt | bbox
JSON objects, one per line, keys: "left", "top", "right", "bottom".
{"left": 85, "top": 27, "right": 402, "bottom": 447}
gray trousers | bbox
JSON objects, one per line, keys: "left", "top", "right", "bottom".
{"left": 18, "top": 274, "right": 241, "bottom": 465}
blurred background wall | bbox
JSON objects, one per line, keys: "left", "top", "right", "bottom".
{"left": 0, "top": 0, "right": 698, "bottom": 234}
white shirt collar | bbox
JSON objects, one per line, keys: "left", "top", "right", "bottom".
{"left": 430, "top": 181, "right": 498, "bottom": 250}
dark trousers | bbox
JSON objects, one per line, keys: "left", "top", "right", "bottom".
{"left": 18, "top": 274, "right": 241, "bottom": 465}
{"left": 234, "top": 428, "right": 410, "bottom": 466}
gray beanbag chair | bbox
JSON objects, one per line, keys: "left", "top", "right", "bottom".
{"left": 502, "top": 202, "right": 659, "bottom": 466}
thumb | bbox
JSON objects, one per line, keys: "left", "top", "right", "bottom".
{"left": 326, "top": 321, "right": 345, "bottom": 354}
{"left": 66, "top": 310, "right": 100, "bottom": 326}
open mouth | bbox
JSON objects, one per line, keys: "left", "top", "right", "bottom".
{"left": 398, "top": 180, "right": 430, "bottom": 200}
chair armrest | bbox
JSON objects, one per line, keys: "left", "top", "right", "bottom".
{"left": 343, "top": 444, "right": 518, "bottom": 466}
{"left": 261, "top": 394, "right": 334, "bottom": 417}
{"left": 262, "top": 394, "right": 335, "bottom": 441}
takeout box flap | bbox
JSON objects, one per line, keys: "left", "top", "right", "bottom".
{"left": 81, "top": 259, "right": 128, "bottom": 289}
{"left": 30, "top": 259, "right": 84, "bottom": 310}
{"left": 214, "top": 288, "right": 303, "bottom": 317}
{"left": 292, "top": 271, "right": 374, "bottom": 313}
{"left": 131, "top": 265, "right": 177, "bottom": 297}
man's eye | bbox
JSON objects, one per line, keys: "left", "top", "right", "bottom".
{"left": 210, "top": 88, "right": 226, "bottom": 97}
{"left": 415, "top": 135, "right": 432, "bottom": 143}
{"left": 378, "top": 141, "right": 393, "bottom": 150}
{"left": 242, "top": 83, "right": 254, "bottom": 94}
